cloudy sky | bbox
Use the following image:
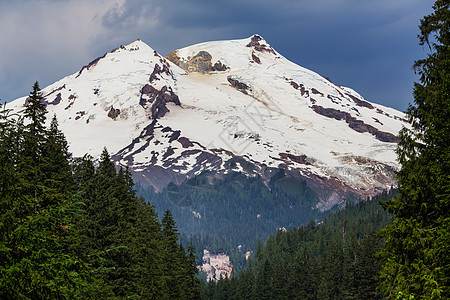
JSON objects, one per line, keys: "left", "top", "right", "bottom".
{"left": 0, "top": 0, "right": 433, "bottom": 111}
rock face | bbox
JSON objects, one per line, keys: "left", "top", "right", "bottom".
{"left": 311, "top": 105, "right": 398, "bottom": 143}
{"left": 199, "top": 249, "right": 233, "bottom": 281}
{"left": 227, "top": 75, "right": 251, "bottom": 94}
{"left": 108, "top": 106, "right": 120, "bottom": 119}
{"left": 139, "top": 84, "right": 181, "bottom": 119}
{"left": 246, "top": 34, "right": 276, "bottom": 55}
{"left": 166, "top": 50, "right": 228, "bottom": 73}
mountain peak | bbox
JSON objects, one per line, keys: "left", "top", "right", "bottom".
{"left": 9, "top": 35, "right": 407, "bottom": 209}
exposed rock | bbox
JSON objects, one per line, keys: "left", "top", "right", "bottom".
{"left": 186, "top": 51, "right": 212, "bottom": 73}
{"left": 64, "top": 94, "right": 77, "bottom": 110}
{"left": 199, "top": 249, "right": 233, "bottom": 281}
{"left": 76, "top": 53, "right": 107, "bottom": 78}
{"left": 311, "top": 105, "right": 398, "bottom": 143}
{"left": 108, "top": 106, "right": 120, "bottom": 120}
{"left": 43, "top": 84, "right": 66, "bottom": 99}
{"left": 372, "top": 117, "right": 383, "bottom": 125}
{"left": 288, "top": 80, "right": 309, "bottom": 97}
{"left": 178, "top": 137, "right": 194, "bottom": 148}
{"left": 251, "top": 51, "right": 261, "bottom": 64}
{"left": 323, "top": 76, "right": 342, "bottom": 88}
{"left": 75, "top": 111, "right": 86, "bottom": 121}
{"left": 327, "top": 95, "right": 341, "bottom": 105}
{"left": 346, "top": 93, "right": 374, "bottom": 109}
{"left": 140, "top": 84, "right": 181, "bottom": 119}
{"left": 246, "top": 35, "right": 276, "bottom": 55}
{"left": 279, "top": 152, "right": 310, "bottom": 165}
{"left": 162, "top": 146, "right": 175, "bottom": 160}
{"left": 44, "top": 93, "right": 62, "bottom": 105}
{"left": 149, "top": 63, "right": 172, "bottom": 83}
{"left": 166, "top": 50, "right": 181, "bottom": 66}
{"left": 227, "top": 76, "right": 250, "bottom": 94}
{"left": 311, "top": 88, "right": 324, "bottom": 97}
{"left": 167, "top": 50, "right": 228, "bottom": 73}
{"left": 212, "top": 60, "right": 228, "bottom": 71}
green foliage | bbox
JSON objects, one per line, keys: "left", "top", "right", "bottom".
{"left": 378, "top": 1, "right": 449, "bottom": 299}
{"left": 205, "top": 191, "right": 395, "bottom": 299}
{"left": 138, "top": 169, "right": 323, "bottom": 267}
{"left": 0, "top": 83, "right": 202, "bottom": 298}
{"left": 0, "top": 88, "right": 96, "bottom": 299}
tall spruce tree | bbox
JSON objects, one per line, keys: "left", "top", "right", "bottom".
{"left": 378, "top": 1, "right": 449, "bottom": 299}
{"left": 0, "top": 85, "right": 96, "bottom": 299}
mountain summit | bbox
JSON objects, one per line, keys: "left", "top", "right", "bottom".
{"left": 9, "top": 35, "right": 406, "bottom": 210}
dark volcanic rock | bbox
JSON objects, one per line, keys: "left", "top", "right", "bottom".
{"left": 251, "top": 52, "right": 261, "bottom": 64}
{"left": 311, "top": 105, "right": 398, "bottom": 143}
{"left": 140, "top": 84, "right": 181, "bottom": 119}
{"left": 76, "top": 53, "right": 107, "bottom": 78}
{"left": 212, "top": 60, "right": 228, "bottom": 71}
{"left": 227, "top": 76, "right": 250, "bottom": 94}
{"left": 108, "top": 106, "right": 120, "bottom": 120}
{"left": 279, "top": 152, "right": 310, "bottom": 165}
{"left": 149, "top": 63, "right": 172, "bottom": 83}
{"left": 289, "top": 80, "right": 308, "bottom": 97}
{"left": 246, "top": 35, "right": 276, "bottom": 55}
{"left": 346, "top": 93, "right": 374, "bottom": 109}
{"left": 178, "top": 137, "right": 194, "bottom": 148}
{"left": 311, "top": 88, "right": 324, "bottom": 97}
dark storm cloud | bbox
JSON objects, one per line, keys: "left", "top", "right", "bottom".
{"left": 1, "top": 0, "right": 433, "bottom": 112}
{"left": 96, "top": 0, "right": 432, "bottom": 111}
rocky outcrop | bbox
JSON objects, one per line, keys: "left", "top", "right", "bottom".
{"left": 166, "top": 50, "right": 181, "bottom": 66}
{"left": 75, "top": 110, "right": 86, "bottom": 121}
{"left": 212, "top": 60, "right": 228, "bottom": 71}
{"left": 76, "top": 53, "right": 107, "bottom": 78}
{"left": 108, "top": 106, "right": 120, "bottom": 120}
{"left": 188, "top": 51, "right": 213, "bottom": 73}
{"left": 246, "top": 35, "right": 276, "bottom": 55}
{"left": 149, "top": 63, "right": 172, "bottom": 83}
{"left": 227, "top": 76, "right": 251, "bottom": 94}
{"left": 166, "top": 50, "right": 228, "bottom": 73}
{"left": 287, "top": 79, "right": 309, "bottom": 97}
{"left": 199, "top": 249, "right": 233, "bottom": 281}
{"left": 311, "top": 105, "right": 398, "bottom": 143}
{"left": 251, "top": 51, "right": 261, "bottom": 64}
{"left": 139, "top": 84, "right": 181, "bottom": 119}
{"left": 278, "top": 152, "right": 310, "bottom": 165}
{"left": 346, "top": 93, "right": 374, "bottom": 109}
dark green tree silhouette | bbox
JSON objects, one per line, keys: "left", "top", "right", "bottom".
{"left": 378, "top": 1, "right": 449, "bottom": 299}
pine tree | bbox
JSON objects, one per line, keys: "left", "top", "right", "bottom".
{"left": 0, "top": 86, "right": 96, "bottom": 299}
{"left": 161, "top": 209, "right": 184, "bottom": 298}
{"left": 378, "top": 1, "right": 449, "bottom": 299}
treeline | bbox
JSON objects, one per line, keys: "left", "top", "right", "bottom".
{"left": 0, "top": 82, "right": 201, "bottom": 299}
{"left": 203, "top": 190, "right": 396, "bottom": 299}
{"left": 138, "top": 169, "right": 325, "bottom": 256}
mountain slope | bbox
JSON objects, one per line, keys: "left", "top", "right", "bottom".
{"left": 9, "top": 35, "right": 406, "bottom": 210}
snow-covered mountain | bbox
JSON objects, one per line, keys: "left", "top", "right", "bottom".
{"left": 9, "top": 35, "right": 405, "bottom": 210}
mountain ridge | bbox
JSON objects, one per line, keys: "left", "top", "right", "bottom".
{"left": 8, "top": 34, "right": 405, "bottom": 210}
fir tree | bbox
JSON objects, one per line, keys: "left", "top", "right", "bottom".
{"left": 378, "top": 1, "right": 449, "bottom": 299}
{"left": 0, "top": 86, "right": 96, "bottom": 299}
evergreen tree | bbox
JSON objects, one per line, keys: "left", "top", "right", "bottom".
{"left": 378, "top": 1, "right": 449, "bottom": 299}
{"left": 0, "top": 87, "right": 96, "bottom": 299}
{"left": 161, "top": 209, "right": 185, "bottom": 298}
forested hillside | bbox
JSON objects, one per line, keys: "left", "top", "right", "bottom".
{"left": 204, "top": 190, "right": 396, "bottom": 299}
{"left": 138, "top": 170, "right": 329, "bottom": 258}
{"left": 0, "top": 83, "right": 201, "bottom": 299}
